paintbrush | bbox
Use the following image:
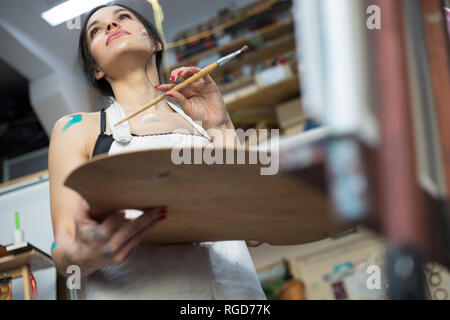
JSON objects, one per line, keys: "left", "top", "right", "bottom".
{"left": 114, "top": 45, "right": 250, "bottom": 127}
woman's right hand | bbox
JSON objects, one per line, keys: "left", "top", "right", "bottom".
{"left": 66, "top": 200, "right": 167, "bottom": 277}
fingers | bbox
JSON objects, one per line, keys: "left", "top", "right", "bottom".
{"left": 105, "top": 208, "right": 166, "bottom": 260}
{"left": 74, "top": 200, "right": 98, "bottom": 237}
{"left": 246, "top": 240, "right": 263, "bottom": 247}
{"left": 168, "top": 66, "right": 194, "bottom": 83}
{"left": 162, "top": 90, "right": 189, "bottom": 110}
{"left": 74, "top": 200, "right": 91, "bottom": 223}
{"left": 94, "top": 210, "right": 126, "bottom": 242}
{"left": 154, "top": 83, "right": 175, "bottom": 92}
{"left": 155, "top": 82, "right": 190, "bottom": 108}
{"left": 113, "top": 212, "right": 166, "bottom": 263}
{"left": 165, "top": 65, "right": 213, "bottom": 85}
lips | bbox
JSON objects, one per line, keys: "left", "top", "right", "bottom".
{"left": 106, "top": 29, "right": 130, "bottom": 46}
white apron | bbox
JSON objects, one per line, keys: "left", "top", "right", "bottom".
{"left": 77, "top": 100, "right": 266, "bottom": 300}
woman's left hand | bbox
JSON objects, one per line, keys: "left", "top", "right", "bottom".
{"left": 155, "top": 66, "right": 230, "bottom": 130}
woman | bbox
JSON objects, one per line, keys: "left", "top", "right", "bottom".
{"left": 48, "top": 4, "right": 265, "bottom": 299}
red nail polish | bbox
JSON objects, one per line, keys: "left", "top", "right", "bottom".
{"left": 165, "top": 93, "right": 173, "bottom": 97}
{"left": 170, "top": 76, "right": 175, "bottom": 82}
{"left": 158, "top": 209, "right": 167, "bottom": 215}
{"left": 158, "top": 215, "right": 167, "bottom": 221}
{"left": 155, "top": 84, "right": 160, "bottom": 88}
{"left": 177, "top": 70, "right": 183, "bottom": 76}
{"left": 189, "top": 65, "right": 194, "bottom": 67}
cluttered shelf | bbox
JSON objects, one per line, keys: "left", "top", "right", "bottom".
{"left": 224, "top": 73, "right": 299, "bottom": 112}
{"left": 163, "top": 0, "right": 304, "bottom": 135}
{"left": 165, "top": 16, "right": 294, "bottom": 74}
{"left": 221, "top": 55, "right": 307, "bottom": 136}
{"left": 210, "top": 34, "right": 296, "bottom": 81}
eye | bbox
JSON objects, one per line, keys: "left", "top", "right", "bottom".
{"left": 90, "top": 27, "right": 99, "bottom": 38}
{"left": 119, "top": 13, "right": 131, "bottom": 20}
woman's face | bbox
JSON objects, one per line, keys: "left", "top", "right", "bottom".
{"left": 85, "top": 6, "right": 160, "bottom": 80}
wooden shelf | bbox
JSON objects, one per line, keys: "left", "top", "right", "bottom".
{"left": 0, "top": 170, "right": 48, "bottom": 189}
{"left": 219, "top": 75, "right": 255, "bottom": 95}
{"left": 229, "top": 115, "right": 279, "bottom": 125}
{"left": 210, "top": 34, "right": 296, "bottom": 81}
{"left": 165, "top": 17, "right": 294, "bottom": 75}
{"left": 163, "top": 10, "right": 299, "bottom": 128}
{"left": 224, "top": 74, "right": 300, "bottom": 112}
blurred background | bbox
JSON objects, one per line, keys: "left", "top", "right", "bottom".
{"left": 0, "top": 0, "right": 449, "bottom": 300}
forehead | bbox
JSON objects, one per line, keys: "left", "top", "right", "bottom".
{"left": 86, "top": 5, "right": 130, "bottom": 29}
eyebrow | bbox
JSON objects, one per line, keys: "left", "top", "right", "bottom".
{"left": 86, "top": 8, "right": 129, "bottom": 33}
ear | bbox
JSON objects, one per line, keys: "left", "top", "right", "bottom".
{"left": 94, "top": 66, "right": 105, "bottom": 80}
{"left": 155, "top": 41, "right": 162, "bottom": 52}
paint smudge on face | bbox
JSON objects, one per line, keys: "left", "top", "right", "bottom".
{"left": 137, "top": 28, "right": 148, "bottom": 39}
{"left": 51, "top": 241, "right": 57, "bottom": 250}
{"left": 117, "top": 41, "right": 128, "bottom": 49}
{"left": 62, "top": 114, "right": 82, "bottom": 133}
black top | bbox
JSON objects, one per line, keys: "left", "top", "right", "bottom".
{"left": 92, "top": 108, "right": 114, "bottom": 157}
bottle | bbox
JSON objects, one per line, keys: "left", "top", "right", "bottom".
{"left": 13, "top": 211, "right": 25, "bottom": 245}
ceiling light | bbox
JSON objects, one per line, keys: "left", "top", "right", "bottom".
{"left": 41, "top": 0, "right": 113, "bottom": 27}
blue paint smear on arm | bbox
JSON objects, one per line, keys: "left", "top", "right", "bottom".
{"left": 62, "top": 114, "right": 82, "bottom": 133}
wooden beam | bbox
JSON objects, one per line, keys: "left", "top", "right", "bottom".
{"left": 372, "top": 0, "right": 427, "bottom": 249}
{"left": 420, "top": 0, "right": 450, "bottom": 195}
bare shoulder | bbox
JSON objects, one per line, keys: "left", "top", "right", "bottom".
{"left": 52, "top": 111, "right": 100, "bottom": 137}
{"left": 50, "top": 111, "right": 101, "bottom": 157}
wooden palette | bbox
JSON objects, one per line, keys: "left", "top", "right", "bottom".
{"left": 65, "top": 147, "right": 354, "bottom": 245}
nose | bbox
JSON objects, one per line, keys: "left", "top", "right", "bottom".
{"left": 106, "top": 21, "right": 119, "bottom": 33}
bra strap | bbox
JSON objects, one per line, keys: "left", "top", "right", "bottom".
{"left": 100, "top": 108, "right": 106, "bottom": 134}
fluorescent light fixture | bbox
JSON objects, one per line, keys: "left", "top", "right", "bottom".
{"left": 41, "top": 0, "right": 113, "bottom": 27}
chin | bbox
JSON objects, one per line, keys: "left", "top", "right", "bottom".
{"left": 104, "top": 46, "right": 153, "bottom": 69}
{"left": 112, "top": 39, "right": 151, "bottom": 54}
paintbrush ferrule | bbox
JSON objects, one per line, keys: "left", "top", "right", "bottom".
{"left": 216, "top": 51, "right": 241, "bottom": 66}
{"left": 216, "top": 45, "right": 249, "bottom": 66}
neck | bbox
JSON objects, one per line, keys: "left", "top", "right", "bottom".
{"left": 108, "top": 61, "right": 166, "bottom": 113}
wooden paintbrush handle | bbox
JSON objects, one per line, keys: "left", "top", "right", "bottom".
{"left": 115, "top": 94, "right": 166, "bottom": 126}
{"left": 171, "top": 62, "right": 218, "bottom": 91}
{"left": 115, "top": 62, "right": 218, "bottom": 127}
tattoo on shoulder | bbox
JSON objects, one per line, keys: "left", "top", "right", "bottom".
{"left": 62, "top": 114, "right": 83, "bottom": 133}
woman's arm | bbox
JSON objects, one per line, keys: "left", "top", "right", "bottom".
{"left": 49, "top": 113, "right": 166, "bottom": 277}
{"left": 48, "top": 113, "right": 92, "bottom": 274}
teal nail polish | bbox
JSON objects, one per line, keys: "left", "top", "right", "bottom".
{"left": 51, "top": 241, "right": 57, "bottom": 250}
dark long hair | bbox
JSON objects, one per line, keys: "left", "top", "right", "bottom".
{"left": 78, "top": 3, "right": 164, "bottom": 98}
